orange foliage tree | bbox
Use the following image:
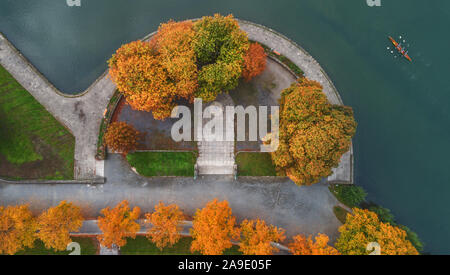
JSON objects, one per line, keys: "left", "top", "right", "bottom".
{"left": 0, "top": 205, "right": 36, "bottom": 255}
{"left": 239, "top": 219, "right": 285, "bottom": 255}
{"left": 37, "top": 201, "right": 83, "bottom": 251}
{"left": 104, "top": 121, "right": 140, "bottom": 154}
{"left": 97, "top": 200, "right": 141, "bottom": 249}
{"left": 289, "top": 233, "right": 340, "bottom": 255}
{"left": 149, "top": 20, "right": 198, "bottom": 102}
{"left": 190, "top": 199, "right": 240, "bottom": 255}
{"left": 271, "top": 78, "right": 357, "bottom": 185}
{"left": 109, "top": 21, "right": 198, "bottom": 120}
{"left": 242, "top": 42, "right": 267, "bottom": 82}
{"left": 335, "top": 208, "right": 419, "bottom": 255}
{"left": 145, "top": 202, "right": 184, "bottom": 250}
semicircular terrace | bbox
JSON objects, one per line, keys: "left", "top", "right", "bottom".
{"left": 0, "top": 19, "right": 353, "bottom": 183}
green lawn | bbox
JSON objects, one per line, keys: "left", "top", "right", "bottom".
{"left": 0, "top": 65, "right": 75, "bottom": 180}
{"left": 333, "top": 206, "right": 350, "bottom": 224}
{"left": 13, "top": 237, "right": 97, "bottom": 255}
{"left": 126, "top": 152, "right": 196, "bottom": 177}
{"left": 120, "top": 236, "right": 242, "bottom": 255}
{"left": 236, "top": 152, "right": 277, "bottom": 176}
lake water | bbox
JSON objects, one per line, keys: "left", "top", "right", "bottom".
{"left": 1, "top": 0, "right": 449, "bottom": 254}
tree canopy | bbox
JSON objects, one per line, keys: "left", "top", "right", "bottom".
{"left": 190, "top": 199, "right": 240, "bottom": 255}
{"left": 335, "top": 208, "right": 419, "bottom": 255}
{"left": 0, "top": 205, "right": 36, "bottom": 255}
{"left": 239, "top": 219, "right": 285, "bottom": 255}
{"left": 104, "top": 121, "right": 140, "bottom": 154}
{"left": 289, "top": 233, "right": 339, "bottom": 255}
{"left": 271, "top": 78, "right": 357, "bottom": 185}
{"left": 108, "top": 14, "right": 251, "bottom": 119}
{"left": 37, "top": 201, "right": 83, "bottom": 251}
{"left": 146, "top": 202, "right": 184, "bottom": 250}
{"left": 97, "top": 201, "right": 141, "bottom": 249}
{"left": 242, "top": 42, "right": 267, "bottom": 82}
{"left": 193, "top": 14, "right": 249, "bottom": 101}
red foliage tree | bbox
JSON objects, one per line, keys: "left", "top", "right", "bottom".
{"left": 242, "top": 43, "right": 267, "bottom": 82}
{"left": 104, "top": 121, "right": 140, "bottom": 154}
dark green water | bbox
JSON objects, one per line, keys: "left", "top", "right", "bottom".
{"left": 1, "top": 0, "right": 449, "bottom": 253}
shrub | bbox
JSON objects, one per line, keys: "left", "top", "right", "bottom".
{"left": 330, "top": 185, "right": 367, "bottom": 208}
{"left": 104, "top": 121, "right": 140, "bottom": 154}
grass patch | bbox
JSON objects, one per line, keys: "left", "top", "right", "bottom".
{"left": 329, "top": 184, "right": 367, "bottom": 208}
{"left": 333, "top": 206, "right": 350, "bottom": 224}
{"left": 13, "top": 237, "right": 97, "bottom": 255}
{"left": 256, "top": 41, "right": 304, "bottom": 77}
{"left": 120, "top": 236, "right": 242, "bottom": 255}
{"left": 0, "top": 65, "right": 75, "bottom": 179}
{"left": 236, "top": 152, "right": 277, "bottom": 176}
{"left": 127, "top": 152, "right": 196, "bottom": 177}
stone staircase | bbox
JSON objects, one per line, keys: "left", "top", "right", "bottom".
{"left": 197, "top": 141, "right": 235, "bottom": 175}
{"left": 196, "top": 94, "right": 236, "bottom": 175}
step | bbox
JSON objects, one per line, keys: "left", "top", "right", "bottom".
{"left": 198, "top": 165, "right": 235, "bottom": 175}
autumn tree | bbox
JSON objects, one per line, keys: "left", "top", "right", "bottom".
{"left": 194, "top": 14, "right": 250, "bottom": 101}
{"left": 97, "top": 200, "right": 141, "bottom": 249}
{"left": 0, "top": 205, "right": 36, "bottom": 255}
{"left": 335, "top": 208, "right": 419, "bottom": 255}
{"left": 271, "top": 78, "right": 357, "bottom": 185}
{"left": 145, "top": 202, "right": 184, "bottom": 250}
{"left": 288, "top": 233, "right": 339, "bottom": 255}
{"left": 190, "top": 199, "right": 240, "bottom": 255}
{"left": 109, "top": 20, "right": 200, "bottom": 120}
{"left": 104, "top": 121, "right": 140, "bottom": 154}
{"left": 242, "top": 42, "right": 267, "bottom": 82}
{"left": 149, "top": 20, "right": 198, "bottom": 102}
{"left": 37, "top": 201, "right": 83, "bottom": 251}
{"left": 239, "top": 219, "right": 285, "bottom": 255}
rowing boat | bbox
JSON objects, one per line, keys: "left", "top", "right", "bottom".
{"left": 389, "top": 36, "right": 412, "bottom": 62}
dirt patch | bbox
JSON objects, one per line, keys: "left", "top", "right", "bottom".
{"left": 0, "top": 135, "right": 70, "bottom": 180}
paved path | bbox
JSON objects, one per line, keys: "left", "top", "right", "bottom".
{"left": 74, "top": 219, "right": 291, "bottom": 254}
{"left": 0, "top": 154, "right": 343, "bottom": 241}
{"left": 0, "top": 33, "right": 116, "bottom": 180}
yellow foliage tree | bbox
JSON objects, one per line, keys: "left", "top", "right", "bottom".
{"left": 288, "top": 233, "right": 340, "bottom": 255}
{"left": 239, "top": 219, "right": 285, "bottom": 255}
{"left": 146, "top": 202, "right": 184, "bottom": 250}
{"left": 271, "top": 78, "right": 357, "bottom": 185}
{"left": 37, "top": 201, "right": 84, "bottom": 251}
{"left": 97, "top": 200, "right": 141, "bottom": 249}
{"left": 190, "top": 199, "right": 240, "bottom": 255}
{"left": 335, "top": 208, "right": 419, "bottom": 255}
{"left": 0, "top": 205, "right": 36, "bottom": 255}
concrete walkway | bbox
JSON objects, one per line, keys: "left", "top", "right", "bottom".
{"left": 73, "top": 219, "right": 291, "bottom": 254}
{"left": 0, "top": 154, "right": 343, "bottom": 242}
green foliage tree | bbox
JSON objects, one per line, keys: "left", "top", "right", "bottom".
{"left": 368, "top": 205, "right": 395, "bottom": 224}
{"left": 193, "top": 14, "right": 249, "bottom": 101}
{"left": 331, "top": 185, "right": 367, "bottom": 208}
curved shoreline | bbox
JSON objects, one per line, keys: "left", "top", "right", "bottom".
{"left": 0, "top": 19, "right": 352, "bottom": 183}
